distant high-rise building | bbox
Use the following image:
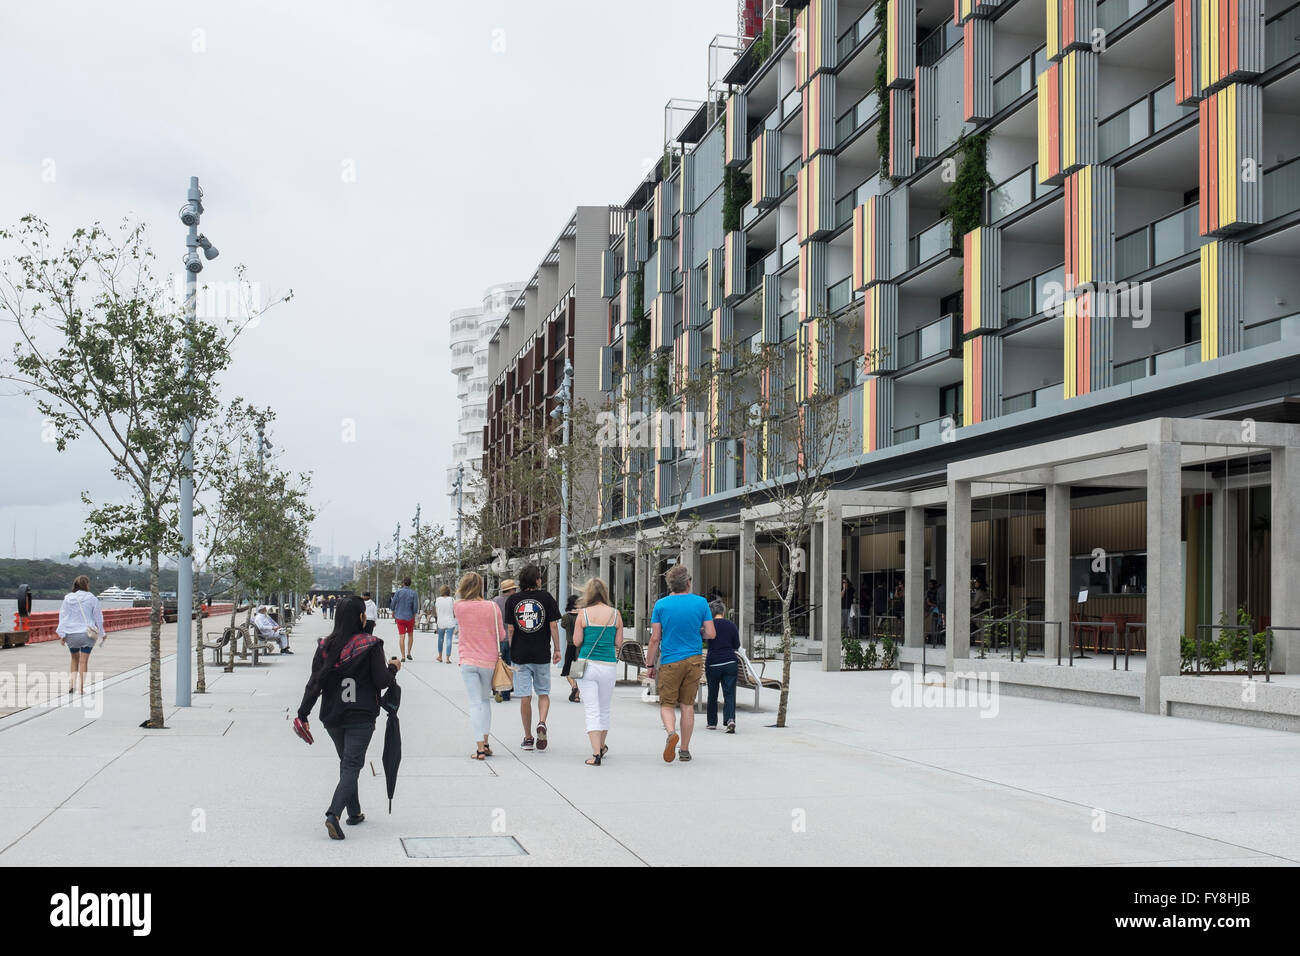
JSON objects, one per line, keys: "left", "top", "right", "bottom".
{"left": 449, "top": 281, "right": 526, "bottom": 520}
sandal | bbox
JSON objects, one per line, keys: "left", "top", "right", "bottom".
{"left": 535, "top": 722, "right": 548, "bottom": 751}
{"left": 585, "top": 753, "right": 602, "bottom": 766}
{"left": 600, "top": 744, "right": 608, "bottom": 758}
{"left": 472, "top": 745, "right": 487, "bottom": 760}
{"left": 482, "top": 744, "right": 493, "bottom": 757}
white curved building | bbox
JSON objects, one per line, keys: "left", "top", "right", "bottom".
{"left": 449, "top": 282, "right": 525, "bottom": 520}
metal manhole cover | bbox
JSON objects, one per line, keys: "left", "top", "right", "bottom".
{"left": 401, "top": 836, "right": 527, "bottom": 859}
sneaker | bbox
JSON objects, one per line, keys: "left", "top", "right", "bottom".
{"left": 521, "top": 737, "right": 535, "bottom": 750}
{"left": 345, "top": 813, "right": 365, "bottom": 825}
{"left": 494, "top": 692, "right": 503, "bottom": 703}
{"left": 663, "top": 731, "right": 679, "bottom": 763}
{"left": 281, "top": 648, "right": 294, "bottom": 655}
{"left": 535, "top": 722, "right": 548, "bottom": 751}
{"left": 325, "top": 813, "right": 345, "bottom": 840}
{"left": 726, "top": 720, "right": 736, "bottom": 734}
{"left": 706, "top": 725, "right": 718, "bottom": 731}
{"left": 678, "top": 750, "right": 692, "bottom": 761}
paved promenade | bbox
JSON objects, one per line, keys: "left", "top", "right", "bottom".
{"left": 1, "top": 611, "right": 1297, "bottom": 866}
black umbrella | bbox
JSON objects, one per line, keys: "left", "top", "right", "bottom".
{"left": 380, "top": 682, "right": 402, "bottom": 813}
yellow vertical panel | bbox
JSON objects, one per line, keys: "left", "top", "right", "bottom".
{"left": 962, "top": 344, "right": 974, "bottom": 423}
{"left": 1046, "top": 0, "right": 1059, "bottom": 59}
{"left": 1037, "top": 73, "right": 1050, "bottom": 176}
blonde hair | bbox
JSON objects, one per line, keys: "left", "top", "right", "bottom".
{"left": 579, "top": 578, "right": 611, "bottom": 609}
{"left": 73, "top": 575, "right": 90, "bottom": 593}
{"left": 456, "top": 572, "right": 483, "bottom": 601}
{"left": 664, "top": 564, "right": 691, "bottom": 593}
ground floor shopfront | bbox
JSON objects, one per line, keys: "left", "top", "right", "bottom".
{"left": 557, "top": 417, "right": 1300, "bottom": 728}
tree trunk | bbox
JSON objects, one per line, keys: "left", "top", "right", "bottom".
{"left": 194, "top": 573, "right": 205, "bottom": 694}
{"left": 777, "top": 596, "right": 793, "bottom": 728}
{"left": 146, "top": 550, "right": 165, "bottom": 728}
{"left": 224, "top": 586, "right": 239, "bottom": 673}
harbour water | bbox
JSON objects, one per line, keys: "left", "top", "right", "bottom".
{"left": 1, "top": 598, "right": 137, "bottom": 621}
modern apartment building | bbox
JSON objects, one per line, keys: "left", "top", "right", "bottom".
{"left": 448, "top": 281, "right": 525, "bottom": 518}
{"left": 552, "top": 0, "right": 1300, "bottom": 727}
{"left": 484, "top": 208, "right": 627, "bottom": 550}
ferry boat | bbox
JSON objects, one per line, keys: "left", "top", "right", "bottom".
{"left": 98, "top": 586, "right": 147, "bottom": 603}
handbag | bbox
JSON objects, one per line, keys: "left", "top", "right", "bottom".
{"left": 571, "top": 608, "right": 613, "bottom": 680}
{"left": 490, "top": 605, "right": 514, "bottom": 692}
{"left": 76, "top": 597, "right": 101, "bottom": 641}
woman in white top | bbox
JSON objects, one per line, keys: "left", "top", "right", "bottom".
{"left": 435, "top": 585, "right": 457, "bottom": 663}
{"left": 57, "top": 575, "right": 106, "bottom": 694}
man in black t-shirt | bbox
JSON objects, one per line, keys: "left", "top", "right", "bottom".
{"left": 502, "top": 564, "right": 562, "bottom": 752}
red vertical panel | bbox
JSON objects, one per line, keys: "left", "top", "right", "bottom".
{"left": 1063, "top": 0, "right": 1074, "bottom": 48}
{"left": 1175, "top": 1, "right": 1189, "bottom": 102}
{"left": 962, "top": 231, "right": 975, "bottom": 333}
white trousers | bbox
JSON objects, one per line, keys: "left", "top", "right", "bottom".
{"left": 576, "top": 661, "right": 616, "bottom": 732}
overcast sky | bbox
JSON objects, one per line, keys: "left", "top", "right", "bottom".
{"left": 0, "top": 0, "right": 736, "bottom": 566}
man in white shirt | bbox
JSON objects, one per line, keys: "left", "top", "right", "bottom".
{"left": 252, "top": 606, "right": 293, "bottom": 654}
{"left": 362, "top": 592, "right": 379, "bottom": 634}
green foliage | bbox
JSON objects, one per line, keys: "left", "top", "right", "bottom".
{"left": 627, "top": 268, "right": 649, "bottom": 362}
{"left": 723, "top": 167, "right": 751, "bottom": 233}
{"left": 0, "top": 558, "right": 181, "bottom": 599}
{"left": 1180, "top": 606, "right": 1272, "bottom": 673}
{"left": 651, "top": 353, "right": 672, "bottom": 408}
{"left": 881, "top": 636, "right": 898, "bottom": 669}
{"left": 842, "top": 635, "right": 865, "bottom": 669}
{"left": 947, "top": 132, "right": 993, "bottom": 238}
{"left": 750, "top": 17, "right": 789, "bottom": 66}
{"left": 875, "top": 0, "right": 889, "bottom": 176}
{"left": 841, "top": 636, "right": 898, "bottom": 670}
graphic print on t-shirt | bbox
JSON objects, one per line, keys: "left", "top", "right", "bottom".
{"left": 513, "top": 598, "right": 547, "bottom": 635}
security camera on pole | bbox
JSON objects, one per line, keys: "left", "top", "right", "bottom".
{"left": 176, "top": 176, "right": 219, "bottom": 707}
{"left": 550, "top": 361, "right": 573, "bottom": 612}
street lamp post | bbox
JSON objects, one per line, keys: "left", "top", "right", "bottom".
{"left": 551, "top": 361, "right": 574, "bottom": 612}
{"left": 455, "top": 463, "right": 464, "bottom": 580}
{"left": 176, "top": 176, "right": 219, "bottom": 708}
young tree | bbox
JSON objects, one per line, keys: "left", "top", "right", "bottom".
{"left": 0, "top": 218, "right": 290, "bottom": 725}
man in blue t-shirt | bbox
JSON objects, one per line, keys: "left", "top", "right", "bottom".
{"left": 647, "top": 563, "right": 715, "bottom": 764}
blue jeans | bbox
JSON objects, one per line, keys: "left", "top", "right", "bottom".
{"left": 707, "top": 660, "right": 738, "bottom": 726}
{"left": 438, "top": 627, "right": 455, "bottom": 657}
{"left": 497, "top": 640, "right": 512, "bottom": 700}
{"left": 325, "top": 720, "right": 375, "bottom": 819}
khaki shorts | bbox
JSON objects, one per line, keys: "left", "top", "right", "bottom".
{"left": 657, "top": 655, "right": 703, "bottom": 709}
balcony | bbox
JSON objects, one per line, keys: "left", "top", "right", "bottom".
{"left": 894, "top": 414, "right": 959, "bottom": 444}
{"left": 1096, "top": 0, "right": 1154, "bottom": 33}
{"left": 1097, "top": 80, "right": 1193, "bottom": 161}
{"left": 780, "top": 233, "right": 800, "bottom": 268}
{"left": 1267, "top": 2, "right": 1300, "bottom": 67}
{"left": 896, "top": 313, "right": 959, "bottom": 368}
{"left": 987, "top": 162, "right": 1048, "bottom": 223}
{"left": 907, "top": 217, "right": 954, "bottom": 269}
{"left": 1002, "top": 382, "right": 1064, "bottom": 414}
{"left": 1001, "top": 263, "right": 1064, "bottom": 325}
{"left": 992, "top": 46, "right": 1047, "bottom": 113}
{"left": 781, "top": 157, "right": 800, "bottom": 194}
{"left": 1115, "top": 204, "right": 1204, "bottom": 278}
{"left": 1113, "top": 341, "right": 1201, "bottom": 385}
{"left": 836, "top": 386, "right": 864, "bottom": 456}
{"left": 834, "top": 91, "right": 881, "bottom": 147}
{"left": 835, "top": 174, "right": 883, "bottom": 229}
{"left": 781, "top": 87, "right": 801, "bottom": 120}
{"left": 780, "top": 309, "right": 799, "bottom": 340}
{"left": 836, "top": 7, "right": 879, "bottom": 65}
{"left": 834, "top": 356, "right": 865, "bottom": 392}
{"left": 917, "top": 22, "right": 961, "bottom": 69}
{"left": 827, "top": 275, "right": 854, "bottom": 313}
{"left": 1265, "top": 156, "right": 1300, "bottom": 220}
{"left": 1244, "top": 311, "right": 1300, "bottom": 350}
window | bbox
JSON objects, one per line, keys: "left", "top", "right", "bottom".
{"left": 1184, "top": 309, "right": 1201, "bottom": 344}
{"left": 939, "top": 382, "right": 962, "bottom": 420}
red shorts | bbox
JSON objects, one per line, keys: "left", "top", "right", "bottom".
{"left": 396, "top": 618, "right": 414, "bottom": 636}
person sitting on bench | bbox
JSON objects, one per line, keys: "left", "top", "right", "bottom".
{"left": 253, "top": 606, "right": 293, "bottom": 654}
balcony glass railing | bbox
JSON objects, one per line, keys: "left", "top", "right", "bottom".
{"left": 1002, "top": 382, "right": 1064, "bottom": 414}
{"left": 908, "top": 217, "right": 954, "bottom": 269}
{"left": 1098, "top": 80, "right": 1194, "bottom": 160}
{"left": 1113, "top": 341, "right": 1201, "bottom": 385}
{"left": 896, "top": 314, "right": 957, "bottom": 368}
{"left": 782, "top": 87, "right": 802, "bottom": 119}
{"left": 835, "top": 174, "right": 884, "bottom": 228}
{"left": 836, "top": 386, "right": 864, "bottom": 455}
{"left": 1096, "top": 0, "right": 1153, "bottom": 33}
{"left": 1115, "top": 204, "right": 1204, "bottom": 278}
{"left": 836, "top": 8, "right": 878, "bottom": 64}
{"left": 781, "top": 157, "right": 800, "bottom": 193}
{"left": 894, "top": 414, "right": 960, "bottom": 444}
{"left": 1001, "top": 263, "right": 1064, "bottom": 324}
{"left": 1265, "top": 156, "right": 1300, "bottom": 219}
{"left": 988, "top": 162, "right": 1047, "bottom": 223}
{"left": 834, "top": 91, "right": 881, "bottom": 146}
{"left": 992, "top": 46, "right": 1048, "bottom": 112}
{"left": 917, "top": 22, "right": 961, "bottom": 68}
{"left": 1267, "top": 2, "right": 1300, "bottom": 66}
{"left": 827, "top": 275, "right": 854, "bottom": 313}
{"left": 745, "top": 259, "right": 764, "bottom": 294}
{"left": 780, "top": 233, "right": 800, "bottom": 267}
{"left": 834, "top": 357, "right": 865, "bottom": 393}
{"left": 1244, "top": 311, "right": 1300, "bottom": 350}
{"left": 780, "top": 309, "right": 799, "bottom": 340}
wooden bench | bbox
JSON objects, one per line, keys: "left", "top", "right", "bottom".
{"left": 201, "top": 627, "right": 238, "bottom": 665}
{"left": 736, "top": 647, "right": 782, "bottom": 713}
{"left": 1, "top": 630, "right": 31, "bottom": 649}
{"left": 617, "top": 641, "right": 648, "bottom": 683}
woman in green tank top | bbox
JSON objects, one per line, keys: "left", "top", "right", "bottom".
{"left": 572, "top": 577, "right": 624, "bottom": 765}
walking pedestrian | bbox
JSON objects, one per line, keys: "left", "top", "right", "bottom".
{"left": 296, "top": 596, "right": 401, "bottom": 840}
{"left": 362, "top": 591, "right": 378, "bottom": 635}
{"left": 435, "top": 585, "right": 456, "bottom": 663}
{"left": 502, "top": 564, "right": 562, "bottom": 752}
{"left": 646, "top": 564, "right": 714, "bottom": 763}
{"left": 391, "top": 577, "right": 419, "bottom": 661}
{"left": 452, "top": 572, "right": 504, "bottom": 760}
{"left": 491, "top": 579, "right": 518, "bottom": 701}
{"left": 571, "top": 578, "right": 623, "bottom": 765}
{"left": 56, "top": 575, "right": 106, "bottom": 695}
{"left": 560, "top": 594, "right": 580, "bottom": 703}
{"left": 705, "top": 599, "right": 740, "bottom": 733}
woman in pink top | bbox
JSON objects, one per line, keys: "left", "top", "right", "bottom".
{"left": 454, "top": 572, "right": 503, "bottom": 759}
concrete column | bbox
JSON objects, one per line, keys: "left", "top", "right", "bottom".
{"left": 1271, "top": 447, "right": 1300, "bottom": 673}
{"left": 945, "top": 480, "right": 972, "bottom": 665}
{"left": 1211, "top": 486, "right": 1238, "bottom": 625}
{"left": 1146, "top": 441, "right": 1183, "bottom": 714}
{"left": 820, "top": 502, "right": 843, "bottom": 671}
{"left": 633, "top": 538, "right": 649, "bottom": 646}
{"left": 1044, "top": 483, "right": 1070, "bottom": 659}
{"left": 682, "top": 537, "right": 701, "bottom": 592}
{"left": 739, "top": 517, "right": 757, "bottom": 655}
{"left": 904, "top": 506, "right": 925, "bottom": 648}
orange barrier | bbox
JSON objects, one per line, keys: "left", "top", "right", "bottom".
{"left": 13, "top": 603, "right": 235, "bottom": 645}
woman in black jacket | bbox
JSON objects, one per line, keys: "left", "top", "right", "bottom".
{"left": 297, "top": 596, "right": 401, "bottom": 840}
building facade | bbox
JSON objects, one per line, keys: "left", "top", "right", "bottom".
{"left": 449, "top": 282, "right": 526, "bottom": 518}
{"left": 481, "top": 0, "right": 1300, "bottom": 726}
